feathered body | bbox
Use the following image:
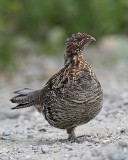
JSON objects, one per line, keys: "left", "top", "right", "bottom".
{"left": 11, "top": 33, "right": 103, "bottom": 142}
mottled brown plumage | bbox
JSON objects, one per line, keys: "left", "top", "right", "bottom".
{"left": 10, "top": 32, "right": 103, "bottom": 143}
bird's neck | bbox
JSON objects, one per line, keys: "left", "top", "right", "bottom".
{"left": 64, "top": 52, "right": 84, "bottom": 68}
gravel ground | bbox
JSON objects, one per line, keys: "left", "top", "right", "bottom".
{"left": 0, "top": 45, "right": 128, "bottom": 160}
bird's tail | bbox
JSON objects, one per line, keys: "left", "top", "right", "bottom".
{"left": 10, "top": 88, "right": 42, "bottom": 110}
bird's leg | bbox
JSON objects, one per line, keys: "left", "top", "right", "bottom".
{"left": 67, "top": 128, "right": 83, "bottom": 143}
{"left": 67, "top": 128, "right": 76, "bottom": 142}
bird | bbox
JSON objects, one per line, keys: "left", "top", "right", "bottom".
{"left": 10, "top": 32, "right": 103, "bottom": 143}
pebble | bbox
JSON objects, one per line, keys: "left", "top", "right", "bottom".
{"left": 92, "top": 149, "right": 100, "bottom": 157}
{"left": 108, "top": 152, "right": 128, "bottom": 160}
{"left": 25, "top": 155, "right": 34, "bottom": 160}
{"left": 3, "top": 131, "right": 11, "bottom": 136}
{"left": 1, "top": 152, "right": 9, "bottom": 157}
{"left": 0, "top": 136, "right": 6, "bottom": 140}
{"left": 27, "top": 127, "right": 34, "bottom": 130}
{"left": 103, "top": 139, "right": 111, "bottom": 144}
{"left": 38, "top": 128, "right": 47, "bottom": 132}
{"left": 27, "top": 135, "right": 34, "bottom": 139}
{"left": 64, "top": 154, "right": 69, "bottom": 157}
{"left": 17, "top": 148, "right": 24, "bottom": 153}
{"left": 120, "top": 129, "right": 126, "bottom": 134}
{"left": 96, "top": 114, "right": 105, "bottom": 121}
{"left": 53, "top": 150, "right": 60, "bottom": 153}
{"left": 32, "top": 146, "right": 38, "bottom": 150}
{"left": 64, "top": 144, "right": 73, "bottom": 150}
{"left": 41, "top": 145, "right": 50, "bottom": 154}
{"left": 11, "top": 137, "right": 18, "bottom": 142}
{"left": 118, "top": 141, "right": 128, "bottom": 148}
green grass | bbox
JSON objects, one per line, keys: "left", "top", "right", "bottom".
{"left": 0, "top": 0, "right": 128, "bottom": 69}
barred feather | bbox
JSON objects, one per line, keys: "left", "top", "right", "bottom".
{"left": 13, "top": 88, "right": 32, "bottom": 95}
{"left": 10, "top": 88, "right": 42, "bottom": 110}
{"left": 11, "top": 101, "right": 35, "bottom": 110}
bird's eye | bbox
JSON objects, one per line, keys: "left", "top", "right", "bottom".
{"left": 77, "top": 38, "right": 82, "bottom": 41}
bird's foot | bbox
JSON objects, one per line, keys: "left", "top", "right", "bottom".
{"left": 67, "top": 128, "right": 83, "bottom": 143}
{"left": 68, "top": 136, "right": 83, "bottom": 143}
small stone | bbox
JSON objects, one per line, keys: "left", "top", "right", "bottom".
{"left": 25, "top": 158, "right": 34, "bottom": 160}
{"left": 54, "top": 150, "right": 59, "bottom": 153}
{"left": 119, "top": 141, "right": 128, "bottom": 148}
{"left": 0, "top": 136, "right": 6, "bottom": 140}
{"left": 55, "top": 141, "right": 62, "bottom": 145}
{"left": 27, "top": 127, "right": 32, "bottom": 130}
{"left": 64, "top": 154, "right": 69, "bottom": 157}
{"left": 11, "top": 137, "right": 18, "bottom": 142}
{"left": 1, "top": 152, "right": 8, "bottom": 156}
{"left": 103, "top": 139, "right": 111, "bottom": 143}
{"left": 96, "top": 114, "right": 104, "bottom": 121}
{"left": 27, "top": 135, "right": 34, "bottom": 139}
{"left": 32, "top": 146, "right": 38, "bottom": 150}
{"left": 14, "top": 124, "right": 19, "bottom": 128}
{"left": 41, "top": 145, "right": 50, "bottom": 154}
{"left": 25, "top": 155, "right": 34, "bottom": 160}
{"left": 17, "top": 148, "right": 24, "bottom": 153}
{"left": 64, "top": 144, "right": 72, "bottom": 150}
{"left": 3, "top": 131, "right": 11, "bottom": 136}
{"left": 92, "top": 150, "right": 100, "bottom": 157}
{"left": 38, "top": 128, "right": 46, "bottom": 132}
{"left": 120, "top": 129, "right": 125, "bottom": 134}
{"left": 108, "top": 152, "right": 128, "bottom": 160}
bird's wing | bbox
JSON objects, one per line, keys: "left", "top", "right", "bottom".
{"left": 45, "top": 65, "right": 96, "bottom": 104}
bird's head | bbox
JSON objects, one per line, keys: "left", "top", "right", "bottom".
{"left": 66, "top": 32, "right": 96, "bottom": 54}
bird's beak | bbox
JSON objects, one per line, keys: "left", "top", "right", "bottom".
{"left": 90, "top": 36, "right": 96, "bottom": 41}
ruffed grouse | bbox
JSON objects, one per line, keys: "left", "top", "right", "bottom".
{"left": 11, "top": 32, "right": 103, "bottom": 143}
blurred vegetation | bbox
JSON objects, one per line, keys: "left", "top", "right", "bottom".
{"left": 0, "top": 0, "right": 128, "bottom": 70}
